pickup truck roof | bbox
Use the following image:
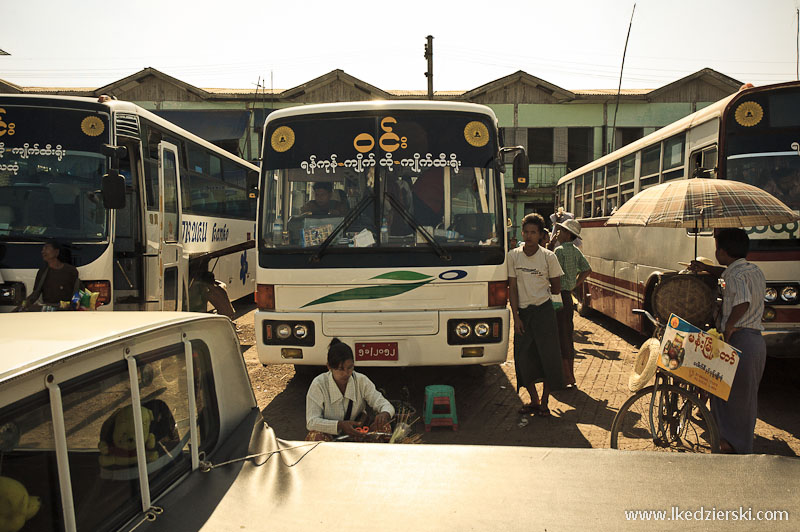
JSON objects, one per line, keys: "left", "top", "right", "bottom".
{"left": 0, "top": 312, "right": 216, "bottom": 383}
{"left": 142, "top": 415, "right": 800, "bottom": 532}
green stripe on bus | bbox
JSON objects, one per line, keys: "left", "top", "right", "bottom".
{"left": 370, "top": 271, "right": 433, "bottom": 281}
{"left": 301, "top": 280, "right": 434, "bottom": 308}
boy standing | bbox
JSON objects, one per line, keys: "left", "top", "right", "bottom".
{"left": 508, "top": 213, "right": 565, "bottom": 416}
{"left": 551, "top": 219, "right": 592, "bottom": 388}
{"left": 690, "top": 228, "right": 766, "bottom": 453}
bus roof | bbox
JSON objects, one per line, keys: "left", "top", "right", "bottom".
{"left": 0, "top": 94, "right": 259, "bottom": 172}
{"left": 557, "top": 80, "right": 800, "bottom": 188}
{"left": 0, "top": 312, "right": 227, "bottom": 384}
{"left": 264, "top": 100, "right": 499, "bottom": 123}
{"left": 556, "top": 94, "right": 736, "bottom": 188}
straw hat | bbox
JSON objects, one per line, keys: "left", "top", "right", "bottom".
{"left": 677, "top": 256, "right": 715, "bottom": 267}
{"left": 557, "top": 219, "right": 582, "bottom": 238}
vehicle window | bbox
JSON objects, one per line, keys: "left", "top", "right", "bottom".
{"left": 0, "top": 393, "right": 60, "bottom": 532}
{"left": 606, "top": 161, "right": 619, "bottom": 187}
{"left": 641, "top": 145, "right": 660, "bottom": 177}
{"left": 662, "top": 134, "right": 685, "bottom": 181}
{"left": 61, "top": 362, "right": 142, "bottom": 532}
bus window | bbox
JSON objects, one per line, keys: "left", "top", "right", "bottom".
{"left": 620, "top": 181, "right": 635, "bottom": 206}
{"left": 641, "top": 145, "right": 659, "bottom": 174}
{"left": 593, "top": 191, "right": 604, "bottom": 217}
{"left": 621, "top": 154, "right": 635, "bottom": 183}
{"left": 606, "top": 161, "right": 619, "bottom": 187}
{"left": 662, "top": 134, "right": 685, "bottom": 181}
{"left": 594, "top": 168, "right": 605, "bottom": 191}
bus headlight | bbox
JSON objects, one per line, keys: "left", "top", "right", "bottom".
{"left": 455, "top": 322, "right": 471, "bottom": 338}
{"left": 262, "top": 320, "right": 315, "bottom": 346}
{"left": 474, "top": 322, "right": 490, "bottom": 337}
{"left": 780, "top": 286, "right": 798, "bottom": 302}
{"left": 447, "top": 318, "right": 503, "bottom": 345}
{"left": 293, "top": 324, "right": 309, "bottom": 339}
{"left": 276, "top": 324, "right": 292, "bottom": 339}
{"left": 764, "top": 287, "right": 777, "bottom": 303}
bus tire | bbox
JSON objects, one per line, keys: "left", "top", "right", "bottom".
{"left": 628, "top": 338, "right": 661, "bottom": 392}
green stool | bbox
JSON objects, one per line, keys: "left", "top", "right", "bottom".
{"left": 424, "top": 385, "right": 458, "bottom": 431}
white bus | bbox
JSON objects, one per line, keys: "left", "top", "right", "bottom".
{"left": 255, "top": 101, "right": 526, "bottom": 367}
{"left": 556, "top": 81, "right": 800, "bottom": 356}
{"left": 0, "top": 95, "right": 259, "bottom": 312}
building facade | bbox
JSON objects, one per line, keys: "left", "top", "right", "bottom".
{"left": 0, "top": 67, "right": 742, "bottom": 241}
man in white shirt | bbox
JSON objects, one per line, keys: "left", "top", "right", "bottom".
{"left": 690, "top": 228, "right": 766, "bottom": 454}
{"left": 508, "top": 213, "right": 565, "bottom": 417}
{"left": 306, "top": 339, "right": 395, "bottom": 440}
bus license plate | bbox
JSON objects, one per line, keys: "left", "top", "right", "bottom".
{"left": 355, "top": 342, "right": 398, "bottom": 361}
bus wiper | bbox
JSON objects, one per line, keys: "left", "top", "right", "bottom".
{"left": 310, "top": 195, "right": 374, "bottom": 263}
{"left": 384, "top": 192, "right": 451, "bottom": 261}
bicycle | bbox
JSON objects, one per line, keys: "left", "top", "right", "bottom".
{"left": 609, "top": 309, "right": 720, "bottom": 453}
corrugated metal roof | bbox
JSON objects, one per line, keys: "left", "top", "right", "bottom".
{"left": 573, "top": 88, "right": 652, "bottom": 95}
{"left": 205, "top": 88, "right": 283, "bottom": 95}
{"left": 387, "top": 90, "right": 465, "bottom": 96}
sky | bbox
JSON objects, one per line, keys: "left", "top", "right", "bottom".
{"left": 1, "top": 0, "right": 799, "bottom": 92}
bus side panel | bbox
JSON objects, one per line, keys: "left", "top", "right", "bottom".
{"left": 587, "top": 257, "right": 615, "bottom": 318}
{"left": 614, "top": 260, "right": 642, "bottom": 332}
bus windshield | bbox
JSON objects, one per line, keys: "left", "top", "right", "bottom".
{"left": 260, "top": 111, "right": 502, "bottom": 254}
{"left": 724, "top": 87, "right": 800, "bottom": 248}
{"left": 0, "top": 105, "right": 110, "bottom": 241}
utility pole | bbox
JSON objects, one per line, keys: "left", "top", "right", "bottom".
{"left": 424, "top": 35, "right": 433, "bottom": 99}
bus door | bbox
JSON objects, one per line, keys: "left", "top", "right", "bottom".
{"left": 158, "top": 142, "right": 185, "bottom": 311}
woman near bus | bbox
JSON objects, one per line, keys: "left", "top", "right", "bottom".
{"left": 18, "top": 241, "right": 81, "bottom": 311}
{"left": 305, "top": 339, "right": 395, "bottom": 441}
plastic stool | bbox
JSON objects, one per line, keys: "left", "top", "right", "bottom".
{"left": 424, "top": 385, "right": 458, "bottom": 431}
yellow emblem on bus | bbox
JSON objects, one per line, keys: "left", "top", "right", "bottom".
{"left": 464, "top": 121, "right": 489, "bottom": 147}
{"left": 271, "top": 126, "right": 295, "bottom": 152}
{"left": 734, "top": 101, "right": 763, "bottom": 127}
{"left": 81, "top": 116, "right": 104, "bottom": 137}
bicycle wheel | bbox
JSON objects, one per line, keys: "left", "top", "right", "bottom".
{"left": 610, "top": 384, "right": 719, "bottom": 453}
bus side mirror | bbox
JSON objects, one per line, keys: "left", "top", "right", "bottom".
{"left": 102, "top": 169, "right": 126, "bottom": 209}
{"left": 513, "top": 152, "right": 529, "bottom": 189}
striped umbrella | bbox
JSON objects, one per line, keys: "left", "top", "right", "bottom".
{"left": 605, "top": 178, "right": 799, "bottom": 229}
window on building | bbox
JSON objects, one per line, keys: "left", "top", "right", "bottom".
{"left": 567, "top": 128, "right": 593, "bottom": 171}
{"left": 614, "top": 127, "right": 644, "bottom": 150}
{"left": 528, "top": 128, "right": 554, "bottom": 164}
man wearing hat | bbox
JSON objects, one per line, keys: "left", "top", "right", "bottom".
{"left": 550, "top": 219, "right": 591, "bottom": 388}
{"left": 549, "top": 206, "right": 573, "bottom": 232}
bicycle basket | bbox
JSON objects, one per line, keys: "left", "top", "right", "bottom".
{"left": 651, "top": 273, "right": 715, "bottom": 328}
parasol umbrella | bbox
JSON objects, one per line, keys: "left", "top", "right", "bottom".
{"left": 605, "top": 178, "right": 800, "bottom": 258}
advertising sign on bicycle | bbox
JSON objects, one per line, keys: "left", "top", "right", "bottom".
{"left": 658, "top": 314, "right": 741, "bottom": 401}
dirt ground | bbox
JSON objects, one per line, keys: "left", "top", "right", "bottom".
{"left": 234, "top": 304, "right": 800, "bottom": 455}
